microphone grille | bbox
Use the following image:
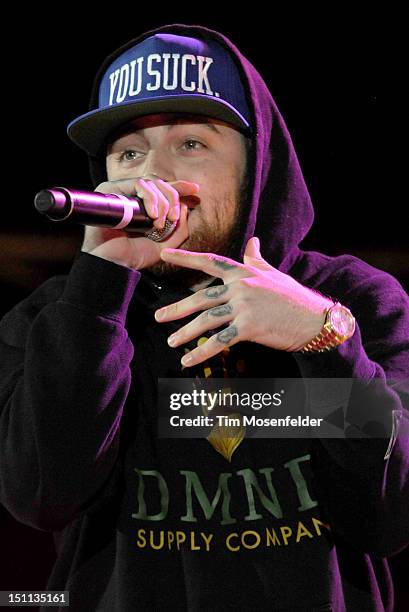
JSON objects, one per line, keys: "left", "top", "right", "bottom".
{"left": 34, "top": 190, "right": 55, "bottom": 213}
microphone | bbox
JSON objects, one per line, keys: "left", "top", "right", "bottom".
{"left": 34, "top": 187, "right": 177, "bottom": 241}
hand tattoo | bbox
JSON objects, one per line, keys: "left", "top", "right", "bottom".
{"left": 217, "top": 325, "right": 238, "bottom": 344}
{"left": 204, "top": 285, "right": 228, "bottom": 299}
{"left": 214, "top": 259, "right": 237, "bottom": 271}
{"left": 209, "top": 304, "right": 233, "bottom": 317}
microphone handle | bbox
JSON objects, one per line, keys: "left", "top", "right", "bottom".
{"left": 34, "top": 187, "right": 153, "bottom": 231}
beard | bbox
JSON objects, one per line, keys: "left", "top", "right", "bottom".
{"left": 145, "top": 188, "right": 245, "bottom": 289}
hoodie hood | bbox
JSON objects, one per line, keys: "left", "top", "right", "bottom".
{"left": 75, "top": 24, "right": 314, "bottom": 272}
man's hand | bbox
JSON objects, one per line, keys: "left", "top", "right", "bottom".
{"left": 154, "top": 237, "right": 333, "bottom": 366}
{"left": 81, "top": 176, "right": 200, "bottom": 270}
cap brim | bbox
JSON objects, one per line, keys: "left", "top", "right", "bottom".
{"left": 67, "top": 95, "right": 251, "bottom": 156}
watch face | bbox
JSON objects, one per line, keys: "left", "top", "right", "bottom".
{"left": 329, "top": 305, "right": 356, "bottom": 337}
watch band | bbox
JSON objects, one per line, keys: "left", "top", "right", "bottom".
{"left": 297, "top": 301, "right": 355, "bottom": 353}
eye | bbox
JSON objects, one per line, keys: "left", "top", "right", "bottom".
{"left": 180, "top": 139, "right": 205, "bottom": 152}
{"left": 119, "top": 149, "right": 142, "bottom": 162}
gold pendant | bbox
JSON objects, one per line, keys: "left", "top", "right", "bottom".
{"left": 188, "top": 342, "right": 246, "bottom": 462}
{"left": 206, "top": 413, "right": 246, "bottom": 462}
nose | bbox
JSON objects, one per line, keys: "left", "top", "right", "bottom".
{"left": 140, "top": 151, "right": 176, "bottom": 183}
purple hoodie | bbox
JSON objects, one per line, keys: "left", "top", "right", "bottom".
{"left": 0, "top": 24, "right": 408, "bottom": 612}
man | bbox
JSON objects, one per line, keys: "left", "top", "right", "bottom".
{"left": 0, "top": 24, "right": 408, "bottom": 611}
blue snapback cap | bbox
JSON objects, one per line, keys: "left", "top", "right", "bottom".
{"left": 67, "top": 33, "right": 252, "bottom": 156}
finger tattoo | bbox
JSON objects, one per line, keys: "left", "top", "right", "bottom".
{"left": 204, "top": 285, "right": 228, "bottom": 299}
{"left": 214, "top": 259, "right": 237, "bottom": 271}
{"left": 209, "top": 304, "right": 233, "bottom": 317}
{"left": 217, "top": 325, "right": 238, "bottom": 344}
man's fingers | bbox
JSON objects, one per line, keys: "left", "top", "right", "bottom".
{"left": 158, "top": 204, "right": 189, "bottom": 248}
{"left": 137, "top": 179, "right": 160, "bottom": 221}
{"left": 167, "top": 303, "right": 234, "bottom": 348}
{"left": 169, "top": 180, "right": 200, "bottom": 196}
{"left": 160, "top": 249, "right": 245, "bottom": 280}
{"left": 155, "top": 284, "right": 230, "bottom": 322}
{"left": 154, "top": 180, "right": 180, "bottom": 223}
{"left": 96, "top": 178, "right": 199, "bottom": 228}
{"left": 138, "top": 179, "right": 199, "bottom": 229}
{"left": 180, "top": 325, "right": 240, "bottom": 367}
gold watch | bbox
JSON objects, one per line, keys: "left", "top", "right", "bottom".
{"left": 297, "top": 301, "right": 356, "bottom": 353}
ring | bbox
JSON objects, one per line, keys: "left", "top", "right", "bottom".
{"left": 145, "top": 219, "right": 177, "bottom": 242}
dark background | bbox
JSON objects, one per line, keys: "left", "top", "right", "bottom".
{"left": 0, "top": 9, "right": 407, "bottom": 611}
